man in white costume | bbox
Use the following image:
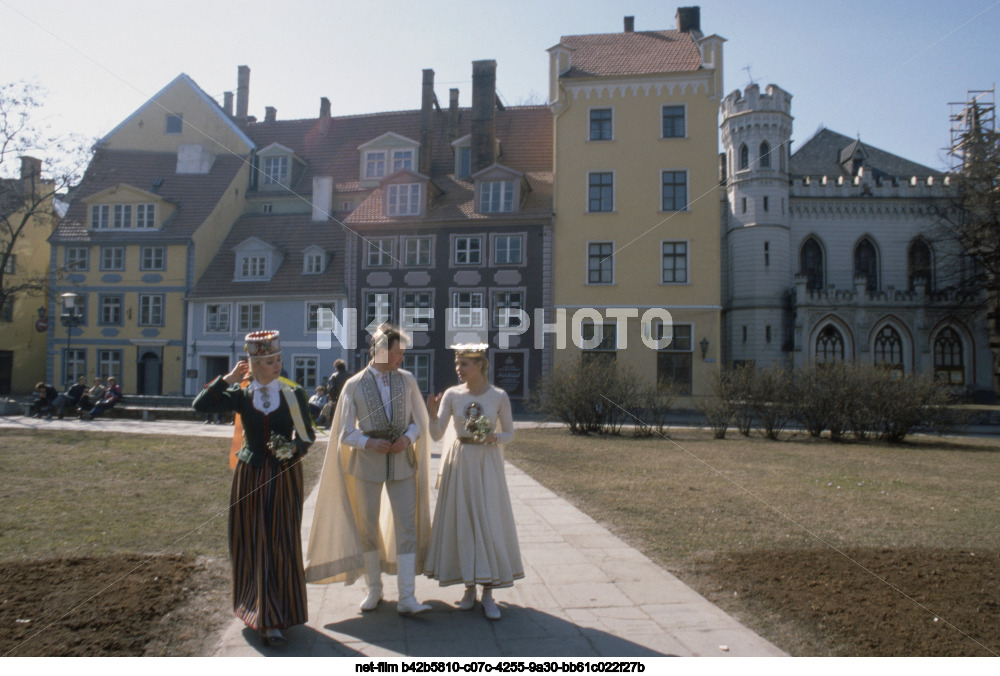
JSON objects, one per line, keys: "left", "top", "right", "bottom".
{"left": 305, "top": 324, "right": 432, "bottom": 615}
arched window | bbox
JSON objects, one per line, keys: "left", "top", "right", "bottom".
{"left": 759, "top": 141, "right": 771, "bottom": 168}
{"left": 934, "top": 327, "right": 964, "bottom": 384}
{"left": 779, "top": 142, "right": 786, "bottom": 173}
{"left": 908, "top": 239, "right": 933, "bottom": 291}
{"left": 854, "top": 237, "right": 878, "bottom": 292}
{"left": 815, "top": 325, "right": 845, "bottom": 364}
{"left": 873, "top": 325, "right": 903, "bottom": 374}
{"left": 800, "top": 237, "right": 824, "bottom": 291}
{"left": 739, "top": 144, "right": 749, "bottom": 170}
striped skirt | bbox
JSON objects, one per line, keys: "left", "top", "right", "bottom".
{"left": 229, "top": 455, "right": 308, "bottom": 631}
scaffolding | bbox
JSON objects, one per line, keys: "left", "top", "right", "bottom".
{"left": 947, "top": 87, "right": 995, "bottom": 171}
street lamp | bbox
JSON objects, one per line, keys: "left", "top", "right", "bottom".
{"left": 60, "top": 292, "right": 83, "bottom": 383}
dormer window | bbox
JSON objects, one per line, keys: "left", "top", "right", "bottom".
{"left": 480, "top": 180, "right": 514, "bottom": 213}
{"left": 392, "top": 150, "right": 414, "bottom": 172}
{"left": 234, "top": 237, "right": 281, "bottom": 281}
{"left": 263, "top": 156, "right": 289, "bottom": 185}
{"left": 241, "top": 255, "right": 267, "bottom": 278}
{"left": 91, "top": 205, "right": 110, "bottom": 229}
{"left": 365, "top": 151, "right": 387, "bottom": 179}
{"left": 387, "top": 183, "right": 422, "bottom": 216}
{"left": 453, "top": 136, "right": 472, "bottom": 179}
{"left": 256, "top": 143, "right": 300, "bottom": 191}
{"left": 359, "top": 133, "right": 420, "bottom": 187}
{"left": 303, "top": 247, "right": 326, "bottom": 274}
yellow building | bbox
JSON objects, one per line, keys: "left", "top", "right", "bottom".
{"left": 48, "top": 74, "right": 254, "bottom": 395}
{"left": 547, "top": 9, "right": 724, "bottom": 398}
{"left": 0, "top": 157, "right": 58, "bottom": 394}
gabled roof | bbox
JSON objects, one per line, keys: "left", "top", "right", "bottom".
{"left": 188, "top": 213, "right": 346, "bottom": 299}
{"left": 99, "top": 73, "right": 255, "bottom": 151}
{"left": 53, "top": 149, "right": 245, "bottom": 242}
{"left": 555, "top": 30, "right": 703, "bottom": 79}
{"left": 791, "top": 128, "right": 943, "bottom": 180}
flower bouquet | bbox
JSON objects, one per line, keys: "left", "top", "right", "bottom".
{"left": 267, "top": 432, "right": 298, "bottom": 462}
{"left": 464, "top": 415, "right": 493, "bottom": 443}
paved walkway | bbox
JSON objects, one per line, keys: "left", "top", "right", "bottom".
{"left": 2, "top": 414, "right": 786, "bottom": 657}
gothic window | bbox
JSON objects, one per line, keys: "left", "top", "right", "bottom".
{"left": 873, "top": 325, "right": 903, "bottom": 373}
{"left": 800, "top": 237, "right": 824, "bottom": 291}
{"left": 815, "top": 325, "right": 844, "bottom": 364}
{"left": 908, "top": 239, "right": 933, "bottom": 291}
{"left": 759, "top": 141, "right": 771, "bottom": 168}
{"left": 739, "top": 144, "right": 749, "bottom": 170}
{"left": 854, "top": 237, "right": 878, "bottom": 292}
{"left": 933, "top": 327, "right": 965, "bottom": 384}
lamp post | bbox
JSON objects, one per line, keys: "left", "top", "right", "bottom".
{"left": 60, "top": 292, "right": 83, "bottom": 383}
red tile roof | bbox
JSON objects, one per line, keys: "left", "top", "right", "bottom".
{"left": 559, "top": 30, "right": 703, "bottom": 78}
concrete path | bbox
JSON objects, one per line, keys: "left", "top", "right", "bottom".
{"left": 2, "top": 414, "right": 786, "bottom": 657}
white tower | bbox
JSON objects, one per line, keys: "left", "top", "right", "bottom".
{"left": 720, "top": 83, "right": 794, "bottom": 367}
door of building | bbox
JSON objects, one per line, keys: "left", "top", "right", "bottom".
{"left": 137, "top": 351, "right": 162, "bottom": 395}
{"left": 0, "top": 351, "right": 12, "bottom": 395}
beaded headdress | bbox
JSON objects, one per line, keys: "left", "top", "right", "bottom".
{"left": 244, "top": 330, "right": 282, "bottom": 359}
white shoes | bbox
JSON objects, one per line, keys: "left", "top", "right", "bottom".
{"left": 396, "top": 553, "right": 431, "bottom": 615}
{"left": 360, "top": 551, "right": 383, "bottom": 612}
{"left": 481, "top": 594, "right": 501, "bottom": 620}
{"left": 459, "top": 586, "right": 477, "bottom": 611}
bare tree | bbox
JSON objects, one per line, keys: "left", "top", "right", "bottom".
{"left": 0, "top": 81, "right": 90, "bottom": 319}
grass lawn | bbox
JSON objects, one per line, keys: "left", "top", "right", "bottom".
{"left": 504, "top": 427, "right": 1000, "bottom": 656}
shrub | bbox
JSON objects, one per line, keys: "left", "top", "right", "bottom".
{"left": 751, "top": 366, "right": 795, "bottom": 440}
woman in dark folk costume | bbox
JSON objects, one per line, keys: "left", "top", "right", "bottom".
{"left": 193, "top": 330, "right": 314, "bottom": 647}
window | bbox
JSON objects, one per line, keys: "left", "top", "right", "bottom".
{"left": 766, "top": 325, "right": 772, "bottom": 344}
{"left": 588, "top": 172, "right": 614, "bottom": 212}
{"left": 854, "top": 238, "right": 878, "bottom": 292}
{"left": 873, "top": 325, "right": 903, "bottom": 373}
{"left": 364, "top": 291, "right": 394, "bottom": 327}
{"left": 760, "top": 141, "right": 771, "bottom": 168}
{"left": 304, "top": 251, "right": 324, "bottom": 274}
{"left": 456, "top": 146, "right": 471, "bottom": 179}
{"left": 64, "top": 349, "right": 85, "bottom": 383}
{"left": 493, "top": 291, "right": 523, "bottom": 328}
{"left": 206, "top": 304, "right": 230, "bottom": 333}
{"left": 494, "top": 235, "right": 522, "bottom": 265}
{"left": 739, "top": 144, "right": 749, "bottom": 170}
{"left": 166, "top": 114, "right": 183, "bottom": 134}
{"left": 138, "top": 295, "right": 163, "bottom": 326}
{"left": 404, "top": 238, "right": 431, "bottom": 266}
{"left": 66, "top": 247, "right": 89, "bottom": 271}
{"left": 261, "top": 203, "right": 273, "bottom": 214}
{"left": 589, "top": 108, "right": 612, "bottom": 140}
{"left": 661, "top": 171, "right": 688, "bottom": 211}
{"left": 293, "top": 356, "right": 318, "bottom": 389}
{"left": 2, "top": 253, "right": 14, "bottom": 275}
{"left": 306, "top": 303, "right": 335, "bottom": 331}
{"left": 800, "top": 237, "right": 824, "bottom": 291}
{"left": 98, "top": 350, "right": 121, "bottom": 381}
{"left": 403, "top": 353, "right": 431, "bottom": 393}
{"left": 237, "top": 303, "right": 263, "bottom": 332}
{"left": 240, "top": 255, "right": 267, "bottom": 278}
{"left": 387, "top": 183, "right": 421, "bottom": 216}
{"left": 113, "top": 204, "right": 132, "bottom": 229}
{"left": 656, "top": 323, "right": 692, "bottom": 394}
{"left": 91, "top": 205, "right": 110, "bottom": 229}
{"left": 908, "top": 239, "right": 933, "bottom": 291}
{"left": 136, "top": 204, "right": 155, "bottom": 228}
{"left": 262, "top": 156, "right": 288, "bottom": 185}
{"left": 0, "top": 299, "right": 12, "bottom": 322}
{"left": 401, "top": 290, "right": 433, "bottom": 328}
{"left": 763, "top": 196, "right": 769, "bottom": 212}
{"left": 933, "top": 327, "right": 964, "bottom": 384}
{"left": 99, "top": 296, "right": 122, "bottom": 325}
{"left": 140, "top": 246, "right": 165, "bottom": 271}
{"left": 454, "top": 236, "right": 482, "bottom": 265}
{"left": 661, "top": 242, "right": 688, "bottom": 283}
{"left": 452, "top": 291, "right": 485, "bottom": 329}
{"left": 580, "top": 320, "right": 616, "bottom": 365}
{"left": 480, "top": 181, "right": 514, "bottom": 213}
{"left": 588, "top": 242, "right": 613, "bottom": 284}
{"left": 662, "top": 105, "right": 685, "bottom": 138}
{"left": 365, "top": 151, "right": 386, "bottom": 179}
{"left": 366, "top": 238, "right": 394, "bottom": 267}
{"left": 815, "top": 325, "right": 845, "bottom": 364}
{"left": 392, "top": 150, "right": 413, "bottom": 172}
{"left": 100, "top": 247, "right": 124, "bottom": 271}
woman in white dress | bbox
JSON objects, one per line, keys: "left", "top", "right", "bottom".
{"left": 425, "top": 345, "right": 523, "bottom": 620}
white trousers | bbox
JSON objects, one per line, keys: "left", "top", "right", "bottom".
{"left": 354, "top": 477, "right": 417, "bottom": 555}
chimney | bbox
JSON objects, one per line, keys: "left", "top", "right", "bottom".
{"left": 470, "top": 60, "right": 497, "bottom": 175}
{"left": 320, "top": 97, "right": 331, "bottom": 118}
{"left": 419, "top": 69, "right": 435, "bottom": 176}
{"left": 676, "top": 6, "right": 700, "bottom": 33}
{"left": 236, "top": 65, "right": 250, "bottom": 122}
{"left": 624, "top": 16, "right": 634, "bottom": 32}
{"left": 223, "top": 91, "right": 234, "bottom": 117}
{"left": 448, "top": 88, "right": 460, "bottom": 140}
{"left": 265, "top": 106, "right": 277, "bottom": 123}
{"left": 20, "top": 156, "right": 42, "bottom": 181}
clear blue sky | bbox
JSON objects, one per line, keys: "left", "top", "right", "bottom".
{"left": 2, "top": 0, "right": 998, "bottom": 173}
